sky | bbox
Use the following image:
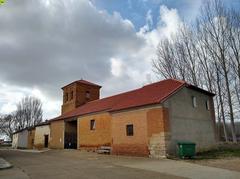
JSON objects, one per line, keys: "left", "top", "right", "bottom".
{"left": 0, "top": 0, "right": 240, "bottom": 120}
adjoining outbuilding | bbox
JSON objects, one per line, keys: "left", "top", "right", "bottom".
{"left": 12, "top": 127, "right": 36, "bottom": 149}
{"left": 49, "top": 79, "right": 217, "bottom": 158}
{"left": 12, "top": 128, "right": 28, "bottom": 149}
{"left": 34, "top": 121, "right": 50, "bottom": 149}
{"left": 12, "top": 121, "right": 50, "bottom": 150}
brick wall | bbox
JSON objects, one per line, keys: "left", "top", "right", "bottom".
{"left": 147, "top": 107, "right": 170, "bottom": 158}
{"left": 50, "top": 120, "right": 64, "bottom": 149}
{"left": 78, "top": 112, "right": 111, "bottom": 150}
{"left": 111, "top": 107, "right": 150, "bottom": 157}
{"left": 147, "top": 108, "right": 169, "bottom": 136}
{"left": 111, "top": 106, "right": 169, "bottom": 157}
{"left": 61, "top": 83, "right": 100, "bottom": 114}
{"left": 75, "top": 84, "right": 100, "bottom": 107}
{"left": 61, "top": 83, "right": 77, "bottom": 114}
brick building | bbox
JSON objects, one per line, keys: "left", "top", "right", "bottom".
{"left": 49, "top": 79, "right": 217, "bottom": 158}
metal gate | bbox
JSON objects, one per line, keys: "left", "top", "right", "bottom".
{"left": 64, "top": 132, "right": 77, "bottom": 149}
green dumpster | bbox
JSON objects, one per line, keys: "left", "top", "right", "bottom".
{"left": 177, "top": 141, "right": 196, "bottom": 159}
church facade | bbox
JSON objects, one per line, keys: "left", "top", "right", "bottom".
{"left": 49, "top": 79, "right": 217, "bottom": 158}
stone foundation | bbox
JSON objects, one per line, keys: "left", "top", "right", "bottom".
{"left": 149, "top": 132, "right": 170, "bottom": 158}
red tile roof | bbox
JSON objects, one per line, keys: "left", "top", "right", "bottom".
{"left": 61, "top": 79, "right": 101, "bottom": 89}
{"left": 51, "top": 79, "right": 214, "bottom": 121}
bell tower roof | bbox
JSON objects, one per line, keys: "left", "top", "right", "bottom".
{"left": 61, "top": 79, "right": 101, "bottom": 90}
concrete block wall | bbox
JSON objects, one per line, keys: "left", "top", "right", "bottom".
{"left": 163, "top": 87, "right": 217, "bottom": 155}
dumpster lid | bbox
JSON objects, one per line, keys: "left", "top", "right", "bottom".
{"left": 177, "top": 141, "right": 196, "bottom": 145}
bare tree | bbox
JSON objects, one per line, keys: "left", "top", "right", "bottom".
{"left": 153, "top": 0, "right": 240, "bottom": 142}
{"left": 0, "top": 114, "right": 15, "bottom": 140}
{"left": 0, "top": 96, "right": 43, "bottom": 140}
{"left": 198, "top": 0, "right": 237, "bottom": 142}
{"left": 153, "top": 39, "right": 178, "bottom": 79}
{"left": 14, "top": 96, "right": 43, "bottom": 130}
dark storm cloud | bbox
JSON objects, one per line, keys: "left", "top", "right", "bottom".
{"left": 0, "top": 0, "right": 144, "bottom": 99}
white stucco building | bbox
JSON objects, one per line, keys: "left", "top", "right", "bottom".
{"left": 12, "top": 128, "right": 28, "bottom": 149}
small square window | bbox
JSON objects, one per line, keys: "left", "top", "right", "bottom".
{"left": 90, "top": 119, "right": 96, "bottom": 130}
{"left": 126, "top": 124, "right": 134, "bottom": 136}
{"left": 206, "top": 100, "right": 210, "bottom": 110}
{"left": 192, "top": 96, "right": 197, "bottom": 108}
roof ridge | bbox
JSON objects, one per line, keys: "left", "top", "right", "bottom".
{"left": 169, "top": 78, "right": 187, "bottom": 84}
{"left": 142, "top": 78, "right": 185, "bottom": 88}
{"left": 84, "top": 86, "right": 142, "bottom": 105}
{"left": 51, "top": 78, "right": 202, "bottom": 121}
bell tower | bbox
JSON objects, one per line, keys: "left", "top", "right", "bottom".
{"left": 61, "top": 80, "right": 101, "bottom": 114}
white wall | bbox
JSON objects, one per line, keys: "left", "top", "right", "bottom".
{"left": 12, "top": 133, "right": 18, "bottom": 148}
{"left": 12, "top": 130, "right": 28, "bottom": 148}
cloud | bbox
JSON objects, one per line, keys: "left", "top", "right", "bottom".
{"left": 101, "top": 5, "right": 182, "bottom": 95}
{"left": 119, "top": 5, "right": 181, "bottom": 83}
{"left": 0, "top": 83, "right": 61, "bottom": 119}
{"left": 0, "top": 0, "right": 143, "bottom": 95}
{"left": 0, "top": 0, "right": 182, "bottom": 119}
{"left": 158, "top": 5, "right": 182, "bottom": 39}
{"left": 110, "top": 58, "right": 124, "bottom": 77}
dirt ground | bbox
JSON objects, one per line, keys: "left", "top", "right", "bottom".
{"left": 188, "top": 157, "right": 240, "bottom": 172}
{"left": 0, "top": 149, "right": 185, "bottom": 179}
{"left": 1, "top": 149, "right": 240, "bottom": 179}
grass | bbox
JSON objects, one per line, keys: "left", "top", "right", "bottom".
{"left": 195, "top": 147, "right": 240, "bottom": 160}
{"left": 168, "top": 144, "right": 240, "bottom": 161}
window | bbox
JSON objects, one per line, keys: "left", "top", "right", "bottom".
{"left": 206, "top": 100, "right": 210, "bottom": 110}
{"left": 90, "top": 119, "right": 96, "bottom": 130}
{"left": 126, "top": 124, "right": 134, "bottom": 136}
{"left": 192, "top": 96, "right": 197, "bottom": 108}
{"left": 86, "top": 91, "right": 90, "bottom": 99}
{"left": 65, "top": 92, "right": 68, "bottom": 102}
{"left": 70, "top": 91, "right": 73, "bottom": 100}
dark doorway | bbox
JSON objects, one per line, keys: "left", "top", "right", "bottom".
{"left": 64, "top": 120, "right": 77, "bottom": 149}
{"left": 44, "top": 135, "right": 49, "bottom": 148}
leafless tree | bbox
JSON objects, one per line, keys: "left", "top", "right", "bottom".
{"left": 0, "top": 114, "right": 15, "bottom": 140}
{"left": 14, "top": 96, "right": 43, "bottom": 129}
{"left": 0, "top": 96, "right": 43, "bottom": 140}
{"left": 153, "top": 0, "right": 240, "bottom": 142}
